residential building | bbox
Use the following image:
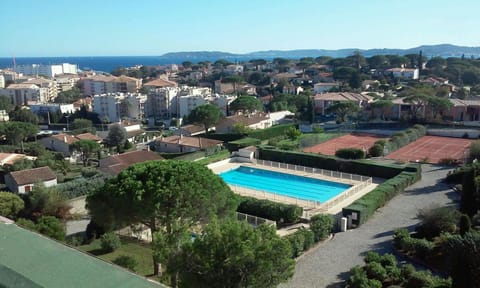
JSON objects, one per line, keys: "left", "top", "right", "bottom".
{"left": 385, "top": 68, "right": 419, "bottom": 80}
{"left": 153, "top": 135, "right": 223, "bottom": 153}
{"left": 314, "top": 92, "right": 373, "bottom": 115}
{"left": 0, "top": 75, "right": 4, "bottom": 88}
{"left": 174, "top": 124, "right": 209, "bottom": 136}
{"left": 0, "top": 218, "right": 166, "bottom": 288}
{"left": 146, "top": 87, "right": 180, "bottom": 120}
{"left": 313, "top": 82, "right": 339, "bottom": 94}
{"left": 0, "top": 153, "right": 35, "bottom": 166}
{"left": 20, "top": 78, "right": 58, "bottom": 101}
{"left": 54, "top": 74, "right": 80, "bottom": 92}
{"left": 99, "top": 150, "right": 163, "bottom": 176}
{"left": 30, "top": 103, "right": 75, "bottom": 115}
{"left": 215, "top": 113, "right": 272, "bottom": 133}
{"left": 40, "top": 133, "right": 102, "bottom": 157}
{"left": 0, "top": 83, "right": 48, "bottom": 105}
{"left": 143, "top": 78, "right": 177, "bottom": 91}
{"left": 0, "top": 70, "right": 19, "bottom": 82}
{"left": 224, "top": 64, "right": 243, "bottom": 75}
{"left": 5, "top": 166, "right": 57, "bottom": 194}
{"left": 14, "top": 63, "right": 77, "bottom": 77}
{"left": 93, "top": 93, "right": 146, "bottom": 122}
{"left": 282, "top": 84, "right": 304, "bottom": 95}
{"left": 80, "top": 75, "right": 141, "bottom": 96}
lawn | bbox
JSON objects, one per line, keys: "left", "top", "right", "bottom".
{"left": 196, "top": 149, "right": 231, "bottom": 165}
{"left": 78, "top": 236, "right": 154, "bottom": 277}
{"left": 274, "top": 132, "right": 345, "bottom": 151}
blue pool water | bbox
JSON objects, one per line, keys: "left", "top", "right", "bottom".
{"left": 220, "top": 166, "right": 351, "bottom": 203}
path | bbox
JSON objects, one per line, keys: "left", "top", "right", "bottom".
{"left": 280, "top": 164, "right": 458, "bottom": 288}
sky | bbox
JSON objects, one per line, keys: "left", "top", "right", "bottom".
{"left": 1, "top": 0, "right": 479, "bottom": 57}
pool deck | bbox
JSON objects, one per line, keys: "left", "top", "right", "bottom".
{"left": 211, "top": 161, "right": 378, "bottom": 217}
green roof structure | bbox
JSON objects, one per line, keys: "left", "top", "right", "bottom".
{"left": 0, "top": 220, "right": 166, "bottom": 288}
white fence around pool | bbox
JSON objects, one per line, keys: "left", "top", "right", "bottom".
{"left": 228, "top": 159, "right": 372, "bottom": 212}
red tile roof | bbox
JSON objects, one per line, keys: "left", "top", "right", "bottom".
{"left": 99, "top": 150, "right": 163, "bottom": 176}
{"left": 8, "top": 166, "right": 56, "bottom": 186}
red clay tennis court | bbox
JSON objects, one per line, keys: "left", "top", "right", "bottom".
{"left": 386, "top": 136, "right": 473, "bottom": 164}
{"left": 303, "top": 133, "right": 386, "bottom": 155}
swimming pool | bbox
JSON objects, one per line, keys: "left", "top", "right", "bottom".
{"left": 220, "top": 166, "right": 351, "bottom": 203}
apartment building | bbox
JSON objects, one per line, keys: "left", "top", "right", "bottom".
{"left": 54, "top": 74, "right": 80, "bottom": 92}
{"left": 93, "top": 92, "right": 146, "bottom": 122}
{"left": 30, "top": 103, "right": 75, "bottom": 115}
{"left": 0, "top": 83, "right": 48, "bottom": 105}
{"left": 81, "top": 75, "right": 141, "bottom": 96}
{"left": 21, "top": 78, "right": 58, "bottom": 102}
{"left": 15, "top": 63, "right": 77, "bottom": 78}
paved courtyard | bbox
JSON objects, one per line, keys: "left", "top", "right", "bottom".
{"left": 280, "top": 164, "right": 457, "bottom": 288}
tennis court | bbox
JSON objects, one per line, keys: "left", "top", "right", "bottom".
{"left": 386, "top": 136, "right": 473, "bottom": 164}
{"left": 303, "top": 133, "right": 385, "bottom": 155}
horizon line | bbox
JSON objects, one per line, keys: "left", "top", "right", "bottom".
{"left": 0, "top": 42, "right": 476, "bottom": 58}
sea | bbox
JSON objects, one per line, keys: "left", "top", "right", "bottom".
{"left": 0, "top": 56, "right": 180, "bottom": 74}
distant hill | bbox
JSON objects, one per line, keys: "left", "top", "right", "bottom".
{"left": 158, "top": 44, "right": 480, "bottom": 62}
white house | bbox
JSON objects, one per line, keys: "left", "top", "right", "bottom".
{"left": 5, "top": 166, "right": 57, "bottom": 194}
{"left": 93, "top": 92, "right": 146, "bottom": 122}
{"left": 15, "top": 63, "right": 77, "bottom": 78}
{"left": 40, "top": 133, "right": 102, "bottom": 157}
{"left": 385, "top": 68, "right": 419, "bottom": 80}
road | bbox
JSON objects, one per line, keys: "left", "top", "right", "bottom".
{"left": 280, "top": 164, "right": 458, "bottom": 288}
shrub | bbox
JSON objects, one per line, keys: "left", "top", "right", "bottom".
{"left": 301, "top": 228, "right": 315, "bottom": 251}
{"left": 113, "top": 255, "right": 137, "bottom": 272}
{"left": 285, "top": 127, "right": 302, "bottom": 140}
{"left": 286, "top": 230, "right": 305, "bottom": 257}
{"left": 36, "top": 216, "right": 65, "bottom": 241}
{"left": 66, "top": 236, "right": 83, "bottom": 246}
{"left": 237, "top": 196, "right": 303, "bottom": 224}
{"left": 368, "top": 144, "right": 384, "bottom": 157}
{"left": 309, "top": 214, "right": 333, "bottom": 242}
{"left": 393, "top": 228, "right": 410, "bottom": 249}
{"left": 438, "top": 158, "right": 461, "bottom": 166}
{"left": 100, "top": 232, "right": 121, "bottom": 252}
{"left": 346, "top": 266, "right": 383, "bottom": 288}
{"left": 459, "top": 214, "right": 471, "bottom": 235}
{"left": 364, "top": 262, "right": 388, "bottom": 283}
{"left": 413, "top": 238, "right": 435, "bottom": 259}
{"left": 416, "top": 206, "right": 460, "bottom": 239}
{"left": 81, "top": 167, "right": 98, "bottom": 178}
{"left": 335, "top": 148, "right": 366, "bottom": 159}
{"left": 227, "top": 137, "right": 261, "bottom": 151}
{"left": 469, "top": 140, "right": 480, "bottom": 161}
{"left": 364, "top": 251, "right": 381, "bottom": 263}
{"left": 248, "top": 124, "right": 296, "bottom": 140}
{"left": 16, "top": 218, "right": 37, "bottom": 231}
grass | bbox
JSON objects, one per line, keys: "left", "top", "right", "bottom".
{"left": 78, "top": 236, "right": 154, "bottom": 277}
{"left": 196, "top": 149, "right": 231, "bottom": 166}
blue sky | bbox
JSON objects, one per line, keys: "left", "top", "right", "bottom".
{"left": 1, "top": 0, "right": 479, "bottom": 57}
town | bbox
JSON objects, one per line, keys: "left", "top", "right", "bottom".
{"left": 0, "top": 50, "right": 479, "bottom": 288}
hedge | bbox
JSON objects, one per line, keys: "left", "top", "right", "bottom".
{"left": 258, "top": 146, "right": 405, "bottom": 179}
{"left": 286, "top": 228, "right": 314, "bottom": 257}
{"left": 227, "top": 137, "right": 261, "bottom": 152}
{"left": 247, "top": 124, "right": 296, "bottom": 140}
{"left": 57, "top": 173, "right": 111, "bottom": 199}
{"left": 236, "top": 196, "right": 303, "bottom": 224}
{"left": 342, "top": 165, "right": 421, "bottom": 226}
{"left": 335, "top": 148, "right": 366, "bottom": 159}
{"left": 383, "top": 124, "right": 426, "bottom": 154}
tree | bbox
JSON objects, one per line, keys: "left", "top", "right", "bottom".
{"left": 325, "top": 101, "right": 360, "bottom": 123}
{"left": 106, "top": 123, "right": 127, "bottom": 152}
{"left": 182, "top": 61, "right": 193, "bottom": 69}
{"left": 229, "top": 95, "right": 263, "bottom": 114}
{"left": 370, "top": 100, "right": 394, "bottom": 120}
{"left": 188, "top": 104, "right": 223, "bottom": 134}
{"left": 170, "top": 220, "right": 294, "bottom": 288}
{"left": 0, "top": 121, "right": 39, "bottom": 145}
{"left": 71, "top": 118, "right": 94, "bottom": 134}
{"left": 54, "top": 87, "right": 82, "bottom": 104}
{"left": 403, "top": 94, "right": 429, "bottom": 121}
{"left": 427, "top": 96, "right": 453, "bottom": 120}
{"left": 86, "top": 160, "right": 238, "bottom": 275}
{"left": 25, "top": 184, "right": 70, "bottom": 220}
{"left": 0, "top": 192, "right": 24, "bottom": 219}
{"left": 36, "top": 215, "right": 65, "bottom": 241}
{"left": 70, "top": 139, "right": 101, "bottom": 166}
{"left": 0, "top": 95, "right": 14, "bottom": 112}
{"left": 367, "top": 55, "right": 388, "bottom": 69}
{"left": 9, "top": 107, "right": 39, "bottom": 124}
{"left": 222, "top": 75, "right": 244, "bottom": 93}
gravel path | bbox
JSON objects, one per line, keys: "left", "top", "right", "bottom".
{"left": 280, "top": 164, "right": 458, "bottom": 288}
